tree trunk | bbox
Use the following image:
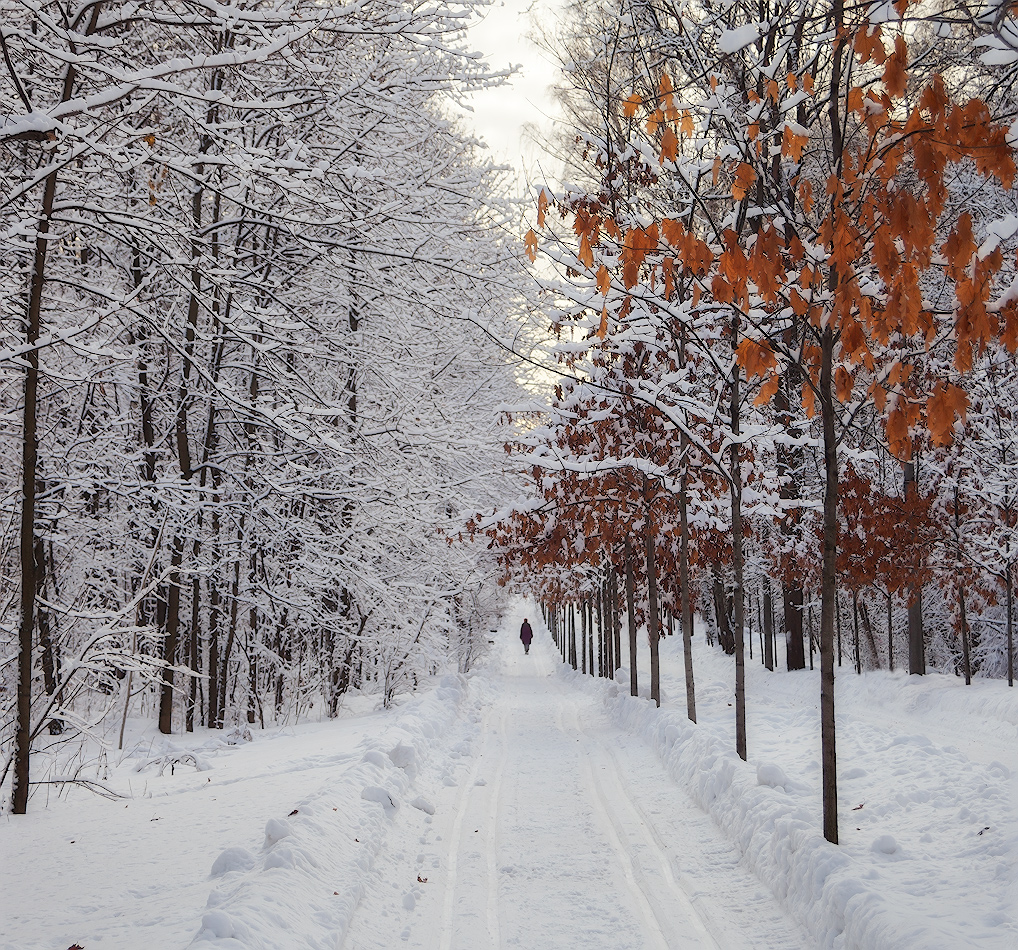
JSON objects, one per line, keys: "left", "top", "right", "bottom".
{"left": 713, "top": 574, "right": 734, "bottom": 654}
{"left": 645, "top": 528, "right": 661, "bottom": 707}
{"left": 581, "top": 596, "right": 587, "bottom": 675}
{"left": 611, "top": 570, "right": 621, "bottom": 677}
{"left": 679, "top": 462, "right": 696, "bottom": 720}
{"left": 13, "top": 219, "right": 44, "bottom": 811}
{"left": 887, "top": 591, "right": 894, "bottom": 672}
{"left": 819, "top": 326, "right": 840, "bottom": 845}
{"left": 852, "top": 590, "right": 861, "bottom": 674}
{"left": 954, "top": 486, "right": 971, "bottom": 685}
{"left": 729, "top": 329, "right": 747, "bottom": 762}
{"left": 624, "top": 537, "right": 638, "bottom": 697}
{"left": 570, "top": 603, "right": 577, "bottom": 669}
{"left": 594, "top": 586, "right": 601, "bottom": 669}
{"left": 776, "top": 354, "right": 805, "bottom": 669}
{"left": 1007, "top": 569, "right": 1014, "bottom": 688}
{"left": 763, "top": 581, "right": 774, "bottom": 672}
{"left": 904, "top": 461, "right": 925, "bottom": 675}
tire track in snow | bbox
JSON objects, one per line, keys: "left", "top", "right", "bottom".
{"left": 557, "top": 701, "right": 674, "bottom": 950}
{"left": 484, "top": 703, "right": 508, "bottom": 950}
{"left": 438, "top": 709, "right": 490, "bottom": 950}
{"left": 573, "top": 706, "right": 725, "bottom": 950}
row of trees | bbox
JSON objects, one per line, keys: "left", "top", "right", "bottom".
{"left": 489, "top": 0, "right": 1018, "bottom": 844}
{"left": 1, "top": 0, "right": 527, "bottom": 813}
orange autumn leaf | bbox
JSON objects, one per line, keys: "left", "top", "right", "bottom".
{"left": 868, "top": 380, "right": 888, "bottom": 413}
{"left": 736, "top": 338, "right": 777, "bottom": 379}
{"left": 596, "top": 264, "right": 610, "bottom": 295}
{"left": 623, "top": 93, "right": 642, "bottom": 118}
{"left": 732, "top": 162, "right": 757, "bottom": 200}
{"left": 926, "top": 381, "right": 968, "bottom": 446}
{"left": 524, "top": 229, "right": 537, "bottom": 262}
{"left": 596, "top": 306, "right": 609, "bottom": 340}
{"left": 660, "top": 126, "right": 678, "bottom": 163}
{"left": 798, "top": 178, "right": 813, "bottom": 213}
{"left": 941, "top": 213, "right": 975, "bottom": 275}
{"left": 789, "top": 287, "right": 809, "bottom": 316}
{"left": 854, "top": 25, "right": 886, "bottom": 66}
{"left": 620, "top": 225, "right": 659, "bottom": 288}
{"left": 835, "top": 365, "right": 853, "bottom": 401}
{"left": 661, "top": 218, "right": 685, "bottom": 246}
{"left": 886, "top": 404, "right": 911, "bottom": 459}
{"left": 888, "top": 361, "right": 913, "bottom": 388}
{"left": 577, "top": 232, "right": 594, "bottom": 268}
{"left": 1002, "top": 303, "right": 1018, "bottom": 353}
{"left": 802, "top": 381, "right": 817, "bottom": 418}
{"left": 883, "top": 35, "right": 908, "bottom": 98}
{"left": 680, "top": 110, "right": 695, "bottom": 136}
{"left": 782, "top": 126, "right": 808, "bottom": 162}
{"left": 754, "top": 374, "right": 780, "bottom": 406}
{"left": 537, "top": 189, "right": 548, "bottom": 228}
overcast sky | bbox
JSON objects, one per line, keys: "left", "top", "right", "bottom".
{"left": 461, "top": 0, "right": 564, "bottom": 186}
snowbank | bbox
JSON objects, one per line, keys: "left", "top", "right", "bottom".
{"left": 188, "top": 674, "right": 469, "bottom": 950}
{"left": 555, "top": 646, "right": 1017, "bottom": 950}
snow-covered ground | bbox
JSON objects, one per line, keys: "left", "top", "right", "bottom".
{"left": 2, "top": 603, "right": 1016, "bottom": 949}
{"left": 340, "top": 607, "right": 808, "bottom": 950}
{"left": 610, "top": 618, "right": 1018, "bottom": 949}
{"left": 0, "top": 685, "right": 461, "bottom": 950}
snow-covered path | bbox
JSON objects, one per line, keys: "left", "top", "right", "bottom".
{"left": 342, "top": 627, "right": 810, "bottom": 950}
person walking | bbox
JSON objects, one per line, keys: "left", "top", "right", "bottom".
{"left": 520, "top": 618, "right": 533, "bottom": 655}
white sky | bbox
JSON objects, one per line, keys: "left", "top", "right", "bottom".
{"left": 461, "top": 0, "right": 565, "bottom": 186}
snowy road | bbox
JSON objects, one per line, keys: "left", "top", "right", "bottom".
{"left": 342, "top": 627, "right": 810, "bottom": 950}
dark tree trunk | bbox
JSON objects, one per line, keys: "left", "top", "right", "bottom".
{"left": 587, "top": 597, "right": 594, "bottom": 675}
{"left": 904, "top": 461, "right": 926, "bottom": 675}
{"left": 159, "top": 538, "right": 184, "bottom": 735}
{"left": 776, "top": 354, "right": 805, "bottom": 670}
{"left": 645, "top": 529, "right": 661, "bottom": 707}
{"left": 819, "top": 324, "right": 840, "bottom": 845}
{"left": 624, "top": 537, "right": 638, "bottom": 697}
{"left": 596, "top": 584, "right": 604, "bottom": 677}
{"left": 35, "top": 538, "right": 61, "bottom": 735}
{"left": 729, "top": 326, "right": 746, "bottom": 762}
{"left": 582, "top": 594, "right": 590, "bottom": 676}
{"left": 853, "top": 590, "right": 861, "bottom": 674}
{"left": 677, "top": 340, "right": 696, "bottom": 720}
{"left": 887, "top": 591, "right": 894, "bottom": 672}
{"left": 784, "top": 584, "right": 805, "bottom": 670}
{"left": 679, "top": 473, "right": 696, "bottom": 720}
{"left": 610, "top": 570, "right": 621, "bottom": 676}
{"left": 1007, "top": 570, "right": 1014, "bottom": 688}
{"left": 13, "top": 128, "right": 60, "bottom": 815}
{"left": 713, "top": 575, "right": 734, "bottom": 654}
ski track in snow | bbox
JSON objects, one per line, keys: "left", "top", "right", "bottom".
{"left": 340, "top": 617, "right": 811, "bottom": 950}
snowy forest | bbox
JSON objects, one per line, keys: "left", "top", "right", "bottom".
{"left": 4, "top": 0, "right": 1018, "bottom": 947}
{"left": 485, "top": 0, "right": 1018, "bottom": 845}
{"left": 0, "top": 0, "right": 531, "bottom": 813}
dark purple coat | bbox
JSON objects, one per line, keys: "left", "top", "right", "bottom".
{"left": 520, "top": 621, "right": 533, "bottom": 644}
